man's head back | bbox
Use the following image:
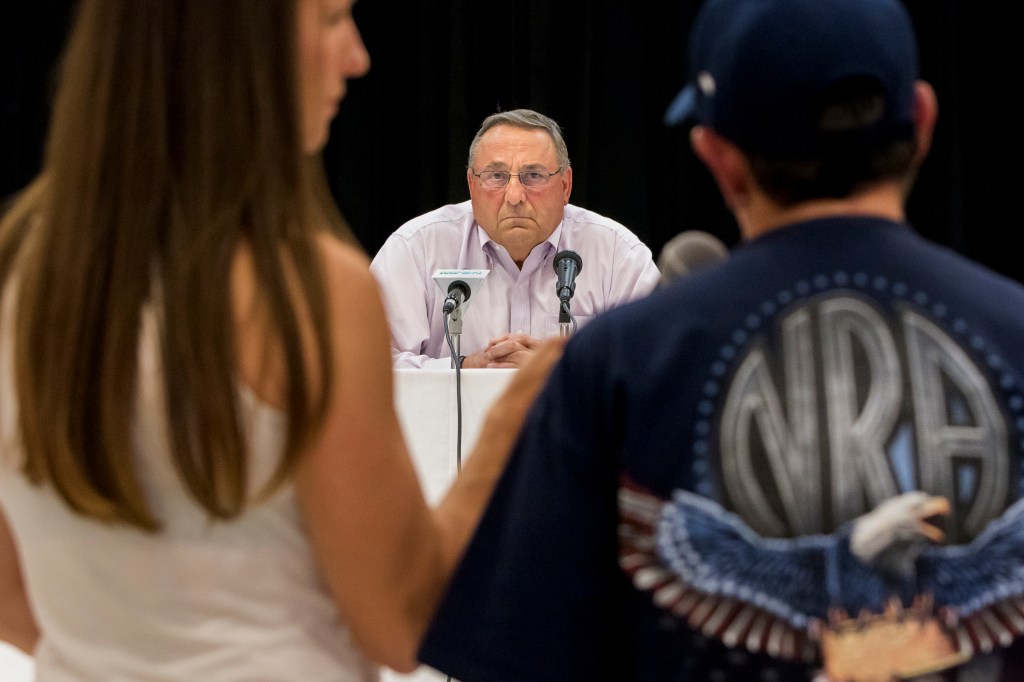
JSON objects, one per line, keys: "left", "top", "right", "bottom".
{"left": 466, "top": 109, "right": 573, "bottom": 267}
{"left": 668, "top": 0, "right": 924, "bottom": 205}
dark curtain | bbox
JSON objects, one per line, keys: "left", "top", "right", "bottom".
{"left": 1, "top": 1, "right": 75, "bottom": 206}
{"left": 2, "top": 1, "right": 1018, "bottom": 284}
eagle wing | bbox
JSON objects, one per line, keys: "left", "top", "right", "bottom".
{"left": 916, "top": 496, "right": 1024, "bottom": 656}
{"left": 618, "top": 477, "right": 836, "bottom": 661}
{"left": 619, "top": 477, "right": 1024, "bottom": 664}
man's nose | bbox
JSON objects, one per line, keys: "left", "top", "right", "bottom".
{"left": 503, "top": 176, "right": 527, "bottom": 204}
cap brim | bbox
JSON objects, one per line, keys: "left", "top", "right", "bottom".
{"left": 664, "top": 84, "right": 697, "bottom": 126}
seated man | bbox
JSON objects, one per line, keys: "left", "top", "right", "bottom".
{"left": 370, "top": 108, "right": 661, "bottom": 369}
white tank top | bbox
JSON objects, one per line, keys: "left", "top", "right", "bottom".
{"left": 0, "top": 296, "right": 378, "bottom": 681}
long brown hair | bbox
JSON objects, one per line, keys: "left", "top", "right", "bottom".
{"left": 0, "top": 0, "right": 341, "bottom": 530}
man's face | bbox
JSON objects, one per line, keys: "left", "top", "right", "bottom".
{"left": 467, "top": 125, "right": 572, "bottom": 266}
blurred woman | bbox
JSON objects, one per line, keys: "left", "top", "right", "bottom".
{"left": 0, "top": 1, "right": 561, "bottom": 679}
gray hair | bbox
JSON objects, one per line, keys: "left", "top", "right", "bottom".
{"left": 466, "top": 109, "right": 571, "bottom": 170}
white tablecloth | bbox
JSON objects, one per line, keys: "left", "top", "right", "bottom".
{"left": 393, "top": 368, "right": 515, "bottom": 505}
{"left": 383, "top": 368, "right": 514, "bottom": 682}
{"left": 0, "top": 368, "right": 513, "bottom": 682}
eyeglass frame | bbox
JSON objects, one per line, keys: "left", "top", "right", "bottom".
{"left": 469, "top": 165, "right": 566, "bottom": 189}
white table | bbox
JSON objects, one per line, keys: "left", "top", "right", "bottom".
{"left": 382, "top": 368, "right": 514, "bottom": 682}
{"left": 393, "top": 368, "right": 515, "bottom": 505}
{"left": 0, "top": 369, "right": 513, "bottom": 682}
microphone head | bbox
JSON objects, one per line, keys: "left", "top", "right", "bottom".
{"left": 553, "top": 249, "right": 583, "bottom": 302}
{"left": 447, "top": 280, "right": 471, "bottom": 302}
{"left": 432, "top": 269, "right": 490, "bottom": 319}
{"left": 657, "top": 231, "right": 728, "bottom": 286}
{"left": 442, "top": 280, "right": 470, "bottom": 314}
{"left": 553, "top": 249, "right": 583, "bottom": 275}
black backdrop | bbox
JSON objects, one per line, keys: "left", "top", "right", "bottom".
{"left": 3, "top": 2, "right": 1018, "bottom": 284}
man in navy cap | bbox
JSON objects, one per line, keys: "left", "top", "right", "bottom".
{"left": 417, "top": 0, "right": 1024, "bottom": 679}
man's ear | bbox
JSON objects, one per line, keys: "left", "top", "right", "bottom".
{"left": 690, "top": 125, "right": 752, "bottom": 211}
{"left": 911, "top": 80, "right": 938, "bottom": 166}
{"left": 560, "top": 165, "right": 573, "bottom": 205}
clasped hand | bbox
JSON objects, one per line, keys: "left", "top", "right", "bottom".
{"left": 461, "top": 333, "right": 543, "bottom": 369}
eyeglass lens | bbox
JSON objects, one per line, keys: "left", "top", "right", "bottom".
{"left": 475, "top": 169, "right": 560, "bottom": 189}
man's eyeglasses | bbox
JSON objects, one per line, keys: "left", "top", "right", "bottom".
{"left": 470, "top": 167, "right": 564, "bottom": 189}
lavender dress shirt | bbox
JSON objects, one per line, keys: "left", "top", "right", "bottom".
{"left": 369, "top": 201, "right": 661, "bottom": 368}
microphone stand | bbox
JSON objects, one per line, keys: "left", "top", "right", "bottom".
{"left": 558, "top": 299, "right": 572, "bottom": 337}
{"left": 553, "top": 250, "right": 582, "bottom": 338}
{"left": 442, "top": 281, "right": 470, "bottom": 369}
{"left": 448, "top": 304, "right": 464, "bottom": 368}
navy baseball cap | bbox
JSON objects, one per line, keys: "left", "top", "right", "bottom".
{"left": 665, "top": 0, "right": 920, "bottom": 157}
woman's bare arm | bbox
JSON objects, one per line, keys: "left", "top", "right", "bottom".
{"left": 0, "top": 506, "right": 39, "bottom": 655}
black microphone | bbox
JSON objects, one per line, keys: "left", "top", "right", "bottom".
{"left": 442, "top": 280, "right": 471, "bottom": 315}
{"left": 656, "top": 230, "right": 728, "bottom": 287}
{"left": 553, "top": 250, "right": 583, "bottom": 303}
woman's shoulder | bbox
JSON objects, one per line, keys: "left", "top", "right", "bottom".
{"left": 315, "top": 232, "right": 381, "bottom": 306}
{"left": 317, "top": 231, "right": 370, "bottom": 269}
{"left": 313, "top": 232, "right": 389, "bottom": 327}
